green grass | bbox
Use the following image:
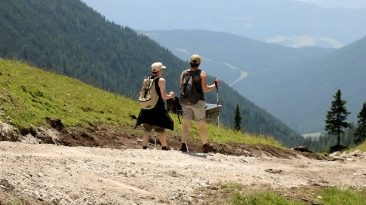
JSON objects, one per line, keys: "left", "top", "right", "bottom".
{"left": 4, "top": 201, "right": 22, "bottom": 205}
{"left": 353, "top": 141, "right": 366, "bottom": 152}
{"left": 0, "top": 59, "right": 138, "bottom": 129}
{"left": 208, "top": 127, "right": 281, "bottom": 147}
{"left": 217, "top": 183, "right": 366, "bottom": 205}
{"left": 319, "top": 188, "right": 366, "bottom": 205}
{"left": 0, "top": 59, "right": 280, "bottom": 147}
{"left": 217, "top": 183, "right": 305, "bottom": 205}
{"left": 229, "top": 191, "right": 305, "bottom": 205}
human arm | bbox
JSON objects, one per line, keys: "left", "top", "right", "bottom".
{"left": 158, "top": 78, "right": 175, "bottom": 100}
{"left": 200, "top": 71, "right": 220, "bottom": 92}
{"left": 179, "top": 71, "right": 185, "bottom": 87}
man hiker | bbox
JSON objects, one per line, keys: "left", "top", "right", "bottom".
{"left": 136, "top": 62, "right": 175, "bottom": 150}
{"left": 179, "top": 54, "right": 220, "bottom": 153}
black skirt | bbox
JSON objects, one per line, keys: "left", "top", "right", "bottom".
{"left": 136, "top": 98, "right": 174, "bottom": 130}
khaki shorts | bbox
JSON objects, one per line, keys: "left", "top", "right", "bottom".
{"left": 143, "top": 123, "right": 164, "bottom": 133}
{"left": 182, "top": 100, "right": 206, "bottom": 121}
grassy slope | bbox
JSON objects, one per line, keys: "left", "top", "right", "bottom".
{"left": 227, "top": 188, "right": 366, "bottom": 205}
{"left": 210, "top": 183, "right": 366, "bottom": 205}
{"left": 354, "top": 141, "right": 366, "bottom": 152}
{"left": 0, "top": 59, "right": 137, "bottom": 129}
{"left": 0, "top": 59, "right": 280, "bottom": 147}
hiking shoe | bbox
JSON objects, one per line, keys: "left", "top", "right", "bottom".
{"left": 202, "top": 143, "right": 215, "bottom": 153}
{"left": 162, "top": 146, "right": 171, "bottom": 151}
{"left": 143, "top": 146, "right": 148, "bottom": 150}
{"left": 180, "top": 143, "right": 188, "bottom": 152}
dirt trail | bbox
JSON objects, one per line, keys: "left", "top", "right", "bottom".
{"left": 1, "top": 141, "right": 366, "bottom": 205}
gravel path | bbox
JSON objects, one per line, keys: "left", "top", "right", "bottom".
{"left": 1, "top": 141, "right": 366, "bottom": 205}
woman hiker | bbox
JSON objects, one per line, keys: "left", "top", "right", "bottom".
{"left": 136, "top": 62, "right": 175, "bottom": 150}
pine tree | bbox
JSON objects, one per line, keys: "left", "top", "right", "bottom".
{"left": 325, "top": 89, "right": 350, "bottom": 146}
{"left": 354, "top": 103, "right": 366, "bottom": 145}
{"left": 234, "top": 104, "right": 242, "bottom": 131}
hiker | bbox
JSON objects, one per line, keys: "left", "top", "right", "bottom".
{"left": 179, "top": 54, "right": 220, "bottom": 153}
{"left": 136, "top": 62, "right": 175, "bottom": 150}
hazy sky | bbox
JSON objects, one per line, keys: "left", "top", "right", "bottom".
{"left": 293, "top": 0, "right": 366, "bottom": 9}
{"left": 81, "top": 0, "right": 366, "bottom": 48}
{"left": 82, "top": 0, "right": 366, "bottom": 10}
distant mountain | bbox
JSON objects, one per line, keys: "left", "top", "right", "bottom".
{"left": 0, "top": 0, "right": 302, "bottom": 146}
{"left": 82, "top": 0, "right": 366, "bottom": 48}
{"left": 261, "top": 36, "right": 366, "bottom": 132}
{"left": 143, "top": 29, "right": 366, "bottom": 133}
{"left": 143, "top": 30, "right": 333, "bottom": 87}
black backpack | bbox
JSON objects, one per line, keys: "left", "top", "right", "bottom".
{"left": 179, "top": 69, "right": 202, "bottom": 105}
{"left": 167, "top": 96, "right": 183, "bottom": 123}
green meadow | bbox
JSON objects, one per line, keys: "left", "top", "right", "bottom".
{"left": 0, "top": 59, "right": 280, "bottom": 147}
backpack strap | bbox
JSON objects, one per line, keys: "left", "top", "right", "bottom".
{"left": 181, "top": 69, "right": 192, "bottom": 94}
{"left": 149, "top": 75, "right": 159, "bottom": 91}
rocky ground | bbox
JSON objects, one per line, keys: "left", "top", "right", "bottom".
{"left": 1, "top": 122, "right": 366, "bottom": 204}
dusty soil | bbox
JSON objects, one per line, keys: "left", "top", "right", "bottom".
{"left": 51, "top": 123, "right": 324, "bottom": 159}
{"left": 1, "top": 123, "right": 366, "bottom": 205}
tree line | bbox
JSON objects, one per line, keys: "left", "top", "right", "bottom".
{"left": 233, "top": 89, "right": 366, "bottom": 152}
{"left": 303, "top": 89, "right": 366, "bottom": 152}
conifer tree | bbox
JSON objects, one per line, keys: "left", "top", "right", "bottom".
{"left": 234, "top": 104, "right": 242, "bottom": 131}
{"left": 325, "top": 89, "right": 350, "bottom": 146}
{"left": 354, "top": 103, "right": 366, "bottom": 144}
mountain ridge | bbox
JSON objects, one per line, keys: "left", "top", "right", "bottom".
{"left": 83, "top": 0, "right": 366, "bottom": 48}
{"left": 143, "top": 29, "right": 334, "bottom": 86}
{"left": 143, "top": 29, "right": 366, "bottom": 133}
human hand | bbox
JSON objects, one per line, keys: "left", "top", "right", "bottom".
{"left": 214, "top": 79, "right": 221, "bottom": 88}
{"left": 169, "top": 91, "right": 175, "bottom": 98}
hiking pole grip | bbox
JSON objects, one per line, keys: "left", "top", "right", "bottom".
{"left": 214, "top": 80, "right": 219, "bottom": 106}
{"left": 214, "top": 79, "right": 220, "bottom": 145}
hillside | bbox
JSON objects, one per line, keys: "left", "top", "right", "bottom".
{"left": 256, "top": 36, "right": 366, "bottom": 132}
{"left": 0, "top": 0, "right": 302, "bottom": 146}
{"left": 355, "top": 141, "right": 366, "bottom": 152}
{"left": 143, "top": 29, "right": 366, "bottom": 133}
{"left": 1, "top": 60, "right": 366, "bottom": 205}
{"left": 0, "top": 59, "right": 284, "bottom": 150}
{"left": 143, "top": 29, "right": 333, "bottom": 87}
{"left": 0, "top": 0, "right": 179, "bottom": 97}
{"left": 0, "top": 59, "right": 136, "bottom": 129}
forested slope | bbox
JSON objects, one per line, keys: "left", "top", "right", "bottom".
{"left": 0, "top": 0, "right": 302, "bottom": 146}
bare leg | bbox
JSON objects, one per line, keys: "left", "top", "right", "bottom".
{"left": 198, "top": 120, "right": 208, "bottom": 145}
{"left": 182, "top": 119, "right": 192, "bottom": 143}
{"left": 142, "top": 131, "right": 150, "bottom": 147}
{"left": 157, "top": 132, "right": 167, "bottom": 147}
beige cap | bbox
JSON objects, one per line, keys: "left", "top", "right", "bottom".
{"left": 151, "top": 62, "right": 166, "bottom": 72}
{"left": 189, "top": 54, "right": 201, "bottom": 64}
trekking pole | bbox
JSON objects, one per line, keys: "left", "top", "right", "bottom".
{"left": 214, "top": 80, "right": 221, "bottom": 145}
{"left": 154, "top": 131, "right": 157, "bottom": 149}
